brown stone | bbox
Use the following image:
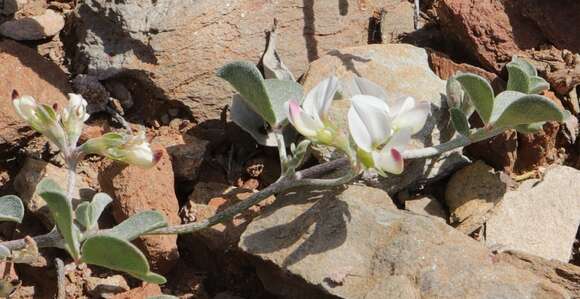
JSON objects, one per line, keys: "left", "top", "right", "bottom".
{"left": 0, "top": 9, "right": 64, "bottom": 40}
{"left": 111, "top": 283, "right": 161, "bottom": 299}
{"left": 435, "top": 0, "right": 544, "bottom": 73}
{"left": 428, "top": 50, "right": 506, "bottom": 93}
{"left": 465, "top": 129, "right": 518, "bottom": 174}
{"left": 99, "top": 148, "right": 180, "bottom": 274}
{"left": 72, "top": 0, "right": 405, "bottom": 122}
{"left": 0, "top": 39, "right": 70, "bottom": 149}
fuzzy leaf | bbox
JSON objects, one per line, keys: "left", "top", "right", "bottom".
{"left": 455, "top": 73, "right": 495, "bottom": 123}
{"left": 491, "top": 91, "right": 566, "bottom": 128}
{"left": 515, "top": 122, "right": 545, "bottom": 134}
{"left": 105, "top": 211, "right": 166, "bottom": 241}
{"left": 511, "top": 56, "right": 537, "bottom": 76}
{"left": 81, "top": 235, "right": 166, "bottom": 284}
{"left": 36, "top": 179, "right": 80, "bottom": 260}
{"left": 264, "top": 79, "right": 304, "bottom": 127}
{"left": 0, "top": 195, "right": 24, "bottom": 223}
{"left": 450, "top": 108, "right": 470, "bottom": 136}
{"left": 529, "top": 76, "right": 550, "bottom": 94}
{"left": 260, "top": 26, "right": 295, "bottom": 81}
{"left": 506, "top": 62, "right": 530, "bottom": 93}
{"left": 76, "top": 193, "right": 113, "bottom": 231}
{"left": 217, "top": 61, "right": 276, "bottom": 125}
{"left": 230, "top": 95, "right": 277, "bottom": 146}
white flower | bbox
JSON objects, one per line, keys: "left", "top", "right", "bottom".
{"left": 62, "top": 93, "right": 89, "bottom": 147}
{"left": 347, "top": 77, "right": 430, "bottom": 175}
{"left": 80, "top": 131, "right": 162, "bottom": 168}
{"left": 12, "top": 91, "right": 67, "bottom": 149}
{"left": 286, "top": 76, "right": 338, "bottom": 143}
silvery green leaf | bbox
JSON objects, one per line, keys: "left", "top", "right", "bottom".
{"left": 217, "top": 61, "right": 276, "bottom": 125}
{"left": 105, "top": 211, "right": 166, "bottom": 241}
{"left": 491, "top": 91, "right": 566, "bottom": 128}
{"left": 511, "top": 56, "right": 537, "bottom": 77}
{"left": 506, "top": 62, "right": 530, "bottom": 93}
{"left": 0, "top": 195, "right": 24, "bottom": 223}
{"left": 446, "top": 76, "right": 464, "bottom": 109}
{"left": 36, "top": 179, "right": 81, "bottom": 260}
{"left": 264, "top": 79, "right": 304, "bottom": 127}
{"left": 450, "top": 107, "right": 470, "bottom": 136}
{"left": 528, "top": 76, "right": 550, "bottom": 94}
{"left": 260, "top": 25, "right": 295, "bottom": 81}
{"left": 81, "top": 235, "right": 166, "bottom": 284}
{"left": 230, "top": 95, "right": 277, "bottom": 146}
{"left": 75, "top": 193, "right": 113, "bottom": 231}
{"left": 455, "top": 73, "right": 495, "bottom": 124}
{"left": 514, "top": 122, "right": 544, "bottom": 134}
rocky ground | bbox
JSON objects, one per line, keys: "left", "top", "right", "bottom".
{"left": 0, "top": 0, "right": 579, "bottom": 298}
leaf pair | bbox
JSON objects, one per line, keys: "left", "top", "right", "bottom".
{"left": 218, "top": 61, "right": 304, "bottom": 146}
{"left": 506, "top": 57, "right": 550, "bottom": 94}
{"left": 36, "top": 179, "right": 168, "bottom": 284}
{"left": 453, "top": 69, "right": 566, "bottom": 133}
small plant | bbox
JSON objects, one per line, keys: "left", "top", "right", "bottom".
{"left": 0, "top": 56, "right": 568, "bottom": 295}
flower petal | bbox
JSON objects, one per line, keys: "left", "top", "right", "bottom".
{"left": 287, "top": 100, "right": 320, "bottom": 138}
{"left": 385, "top": 127, "right": 412, "bottom": 152}
{"left": 12, "top": 95, "right": 38, "bottom": 123}
{"left": 302, "top": 76, "right": 338, "bottom": 120}
{"left": 390, "top": 96, "right": 416, "bottom": 117}
{"left": 392, "top": 101, "right": 430, "bottom": 134}
{"left": 372, "top": 148, "right": 404, "bottom": 175}
{"left": 348, "top": 105, "right": 373, "bottom": 152}
{"left": 350, "top": 95, "right": 392, "bottom": 147}
{"left": 350, "top": 77, "right": 388, "bottom": 100}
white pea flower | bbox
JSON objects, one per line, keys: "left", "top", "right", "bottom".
{"left": 286, "top": 76, "right": 338, "bottom": 144}
{"left": 11, "top": 90, "right": 67, "bottom": 150}
{"left": 80, "top": 131, "right": 162, "bottom": 168}
{"left": 62, "top": 93, "right": 89, "bottom": 147}
{"left": 347, "top": 77, "right": 430, "bottom": 175}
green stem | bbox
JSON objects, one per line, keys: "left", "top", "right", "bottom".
{"left": 274, "top": 129, "right": 288, "bottom": 174}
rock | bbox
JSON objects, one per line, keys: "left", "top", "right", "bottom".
{"left": 70, "top": 0, "right": 404, "bottom": 122}
{"left": 465, "top": 129, "right": 518, "bottom": 174}
{"left": 85, "top": 275, "right": 130, "bottom": 298}
{"left": 379, "top": 1, "right": 415, "bottom": 43}
{"left": 0, "top": 39, "right": 70, "bottom": 149}
{"left": 498, "top": 250, "right": 580, "bottom": 296}
{"left": 0, "top": 9, "right": 64, "bottom": 40}
{"left": 111, "top": 283, "right": 161, "bottom": 299}
{"left": 0, "top": 0, "right": 28, "bottom": 15}
{"left": 99, "top": 148, "right": 180, "bottom": 274}
{"left": 182, "top": 187, "right": 275, "bottom": 251}
{"left": 187, "top": 182, "right": 231, "bottom": 205}
{"left": 14, "top": 158, "right": 93, "bottom": 228}
{"left": 239, "top": 185, "right": 571, "bottom": 298}
{"left": 484, "top": 165, "right": 580, "bottom": 262}
{"left": 404, "top": 195, "right": 447, "bottom": 221}
{"left": 301, "top": 44, "right": 469, "bottom": 194}
{"left": 435, "top": 0, "right": 580, "bottom": 73}
{"left": 445, "top": 161, "right": 512, "bottom": 234}
{"left": 71, "top": 74, "right": 110, "bottom": 114}
{"left": 428, "top": 50, "right": 506, "bottom": 93}
{"left": 153, "top": 128, "right": 209, "bottom": 181}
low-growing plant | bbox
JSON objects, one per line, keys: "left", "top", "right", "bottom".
{"left": 0, "top": 56, "right": 568, "bottom": 296}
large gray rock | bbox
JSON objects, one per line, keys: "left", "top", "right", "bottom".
{"left": 70, "top": 0, "right": 402, "bottom": 122}
{"left": 484, "top": 165, "right": 580, "bottom": 262}
{"left": 302, "top": 44, "right": 469, "bottom": 194}
{"left": 0, "top": 9, "right": 64, "bottom": 40}
{"left": 239, "top": 185, "right": 571, "bottom": 299}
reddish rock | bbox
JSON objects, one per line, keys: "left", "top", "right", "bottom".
{"left": 516, "top": 122, "right": 561, "bottom": 173}
{"left": 0, "top": 39, "right": 70, "bottom": 148}
{"left": 466, "top": 130, "right": 518, "bottom": 174}
{"left": 428, "top": 50, "right": 506, "bottom": 93}
{"left": 0, "top": 9, "right": 65, "bottom": 40}
{"left": 111, "top": 283, "right": 161, "bottom": 299}
{"left": 99, "top": 148, "right": 180, "bottom": 274}
{"left": 435, "top": 0, "right": 544, "bottom": 73}
{"left": 152, "top": 128, "right": 208, "bottom": 181}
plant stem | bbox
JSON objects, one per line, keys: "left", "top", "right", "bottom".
{"left": 66, "top": 159, "right": 77, "bottom": 201}
{"left": 55, "top": 257, "right": 66, "bottom": 299}
{"left": 273, "top": 129, "right": 288, "bottom": 174}
{"left": 0, "top": 127, "right": 505, "bottom": 249}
